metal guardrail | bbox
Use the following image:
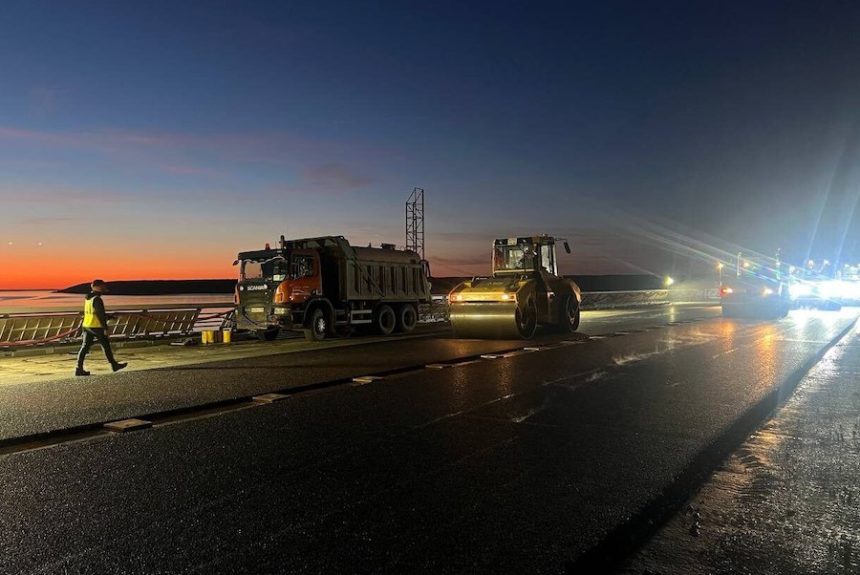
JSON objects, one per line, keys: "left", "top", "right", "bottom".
{"left": 580, "top": 289, "right": 670, "bottom": 309}
{"left": 0, "top": 312, "right": 82, "bottom": 346}
{"left": 0, "top": 307, "right": 234, "bottom": 348}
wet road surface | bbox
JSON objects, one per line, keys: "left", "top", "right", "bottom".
{"left": 622, "top": 317, "right": 860, "bottom": 575}
{"left": 0, "top": 305, "right": 718, "bottom": 441}
{"left": 0, "top": 307, "right": 855, "bottom": 573}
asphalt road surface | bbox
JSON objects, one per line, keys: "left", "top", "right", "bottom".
{"left": 622, "top": 320, "right": 860, "bottom": 575}
{"left": 1, "top": 305, "right": 856, "bottom": 574}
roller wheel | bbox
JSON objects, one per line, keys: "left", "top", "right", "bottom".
{"left": 304, "top": 308, "right": 329, "bottom": 341}
{"left": 560, "top": 295, "right": 580, "bottom": 332}
{"left": 515, "top": 301, "right": 537, "bottom": 339}
{"left": 396, "top": 304, "right": 418, "bottom": 333}
{"left": 374, "top": 304, "right": 396, "bottom": 336}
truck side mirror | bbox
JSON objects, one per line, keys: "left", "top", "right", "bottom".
{"left": 563, "top": 241, "right": 571, "bottom": 254}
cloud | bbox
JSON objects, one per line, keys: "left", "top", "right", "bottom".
{"left": 0, "top": 184, "right": 137, "bottom": 204}
{"left": 163, "top": 164, "right": 221, "bottom": 177}
{"left": 18, "top": 216, "right": 83, "bottom": 225}
{"left": 300, "top": 163, "right": 372, "bottom": 190}
{"left": 0, "top": 125, "right": 390, "bottom": 166}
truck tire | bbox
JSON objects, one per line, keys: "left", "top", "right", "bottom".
{"left": 396, "top": 304, "right": 418, "bottom": 333}
{"left": 258, "top": 326, "right": 279, "bottom": 341}
{"left": 559, "top": 295, "right": 580, "bottom": 332}
{"left": 304, "top": 307, "right": 329, "bottom": 341}
{"left": 374, "top": 304, "right": 396, "bottom": 336}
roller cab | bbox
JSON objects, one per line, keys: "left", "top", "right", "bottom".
{"left": 449, "top": 235, "right": 581, "bottom": 339}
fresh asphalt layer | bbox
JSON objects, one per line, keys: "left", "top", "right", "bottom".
{"left": 0, "top": 305, "right": 718, "bottom": 442}
{"left": 0, "top": 308, "right": 856, "bottom": 574}
{"left": 622, "top": 321, "right": 860, "bottom": 574}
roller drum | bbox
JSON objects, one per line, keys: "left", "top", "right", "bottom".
{"left": 449, "top": 302, "right": 534, "bottom": 339}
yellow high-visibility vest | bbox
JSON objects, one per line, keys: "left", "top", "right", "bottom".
{"left": 82, "top": 297, "right": 104, "bottom": 328}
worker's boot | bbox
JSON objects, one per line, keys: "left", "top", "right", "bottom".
{"left": 75, "top": 367, "right": 90, "bottom": 376}
{"left": 111, "top": 362, "right": 128, "bottom": 373}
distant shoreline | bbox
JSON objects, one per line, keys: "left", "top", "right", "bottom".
{"left": 57, "top": 279, "right": 237, "bottom": 295}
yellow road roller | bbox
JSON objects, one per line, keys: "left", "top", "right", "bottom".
{"left": 448, "top": 235, "right": 581, "bottom": 339}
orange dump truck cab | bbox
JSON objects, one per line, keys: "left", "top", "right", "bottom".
{"left": 235, "top": 236, "right": 431, "bottom": 341}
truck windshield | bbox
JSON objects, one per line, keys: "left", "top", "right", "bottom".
{"left": 494, "top": 243, "right": 536, "bottom": 273}
{"left": 241, "top": 258, "right": 286, "bottom": 281}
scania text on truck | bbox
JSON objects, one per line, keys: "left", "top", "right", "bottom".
{"left": 234, "top": 236, "right": 431, "bottom": 341}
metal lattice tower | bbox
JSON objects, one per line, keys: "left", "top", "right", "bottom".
{"left": 405, "top": 187, "right": 425, "bottom": 259}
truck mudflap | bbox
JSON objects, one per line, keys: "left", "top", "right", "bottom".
{"left": 449, "top": 302, "right": 531, "bottom": 339}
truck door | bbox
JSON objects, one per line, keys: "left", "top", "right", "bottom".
{"left": 288, "top": 250, "right": 322, "bottom": 303}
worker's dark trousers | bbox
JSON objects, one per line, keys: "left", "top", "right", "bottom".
{"left": 77, "top": 328, "right": 117, "bottom": 368}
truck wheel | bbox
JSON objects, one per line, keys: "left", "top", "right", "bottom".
{"left": 560, "top": 295, "right": 580, "bottom": 332}
{"left": 374, "top": 304, "right": 396, "bottom": 336}
{"left": 396, "top": 304, "right": 418, "bottom": 333}
{"left": 304, "top": 307, "right": 329, "bottom": 341}
{"left": 258, "top": 326, "right": 279, "bottom": 341}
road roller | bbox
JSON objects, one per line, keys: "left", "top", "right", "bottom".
{"left": 448, "top": 235, "right": 581, "bottom": 339}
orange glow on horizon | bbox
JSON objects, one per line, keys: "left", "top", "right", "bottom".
{"left": 0, "top": 249, "right": 237, "bottom": 290}
{"left": 0, "top": 250, "right": 473, "bottom": 290}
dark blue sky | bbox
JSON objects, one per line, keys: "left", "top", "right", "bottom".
{"left": 2, "top": 1, "right": 860, "bottom": 285}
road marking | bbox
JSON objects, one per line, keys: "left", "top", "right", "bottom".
{"left": 351, "top": 375, "right": 385, "bottom": 384}
{"left": 104, "top": 418, "right": 152, "bottom": 433}
{"left": 425, "top": 364, "right": 452, "bottom": 370}
{"left": 252, "top": 393, "right": 291, "bottom": 403}
{"left": 522, "top": 346, "right": 542, "bottom": 352}
{"left": 480, "top": 353, "right": 503, "bottom": 359}
{"left": 501, "top": 350, "right": 528, "bottom": 358}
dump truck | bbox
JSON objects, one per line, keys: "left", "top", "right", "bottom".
{"left": 720, "top": 252, "right": 790, "bottom": 318}
{"left": 448, "top": 235, "right": 581, "bottom": 339}
{"left": 234, "top": 236, "right": 431, "bottom": 341}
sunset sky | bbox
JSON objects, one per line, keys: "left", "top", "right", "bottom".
{"left": 2, "top": 1, "right": 860, "bottom": 289}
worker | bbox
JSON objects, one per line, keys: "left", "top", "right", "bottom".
{"left": 75, "top": 279, "right": 128, "bottom": 376}
{"left": 519, "top": 245, "right": 536, "bottom": 270}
